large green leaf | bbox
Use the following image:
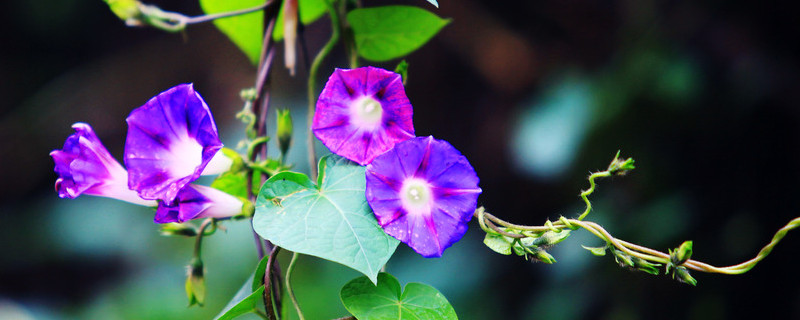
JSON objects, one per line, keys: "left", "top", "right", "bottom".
{"left": 253, "top": 155, "right": 399, "bottom": 283}
{"left": 340, "top": 273, "right": 458, "bottom": 320}
{"left": 273, "top": 0, "right": 328, "bottom": 41}
{"left": 199, "top": 0, "right": 266, "bottom": 65}
{"left": 347, "top": 6, "right": 450, "bottom": 61}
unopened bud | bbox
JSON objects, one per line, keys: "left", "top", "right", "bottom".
{"left": 673, "top": 266, "right": 697, "bottom": 286}
{"left": 527, "top": 247, "right": 557, "bottom": 264}
{"left": 159, "top": 223, "right": 198, "bottom": 237}
{"left": 608, "top": 151, "right": 635, "bottom": 175}
{"left": 276, "top": 109, "right": 293, "bottom": 158}
{"left": 531, "top": 230, "right": 571, "bottom": 247}
{"left": 186, "top": 258, "right": 206, "bottom": 306}
{"left": 632, "top": 257, "right": 661, "bottom": 275}
{"left": 613, "top": 249, "right": 635, "bottom": 268}
{"left": 670, "top": 241, "right": 693, "bottom": 266}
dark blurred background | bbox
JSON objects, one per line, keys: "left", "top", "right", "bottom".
{"left": 2, "top": 0, "right": 800, "bottom": 319}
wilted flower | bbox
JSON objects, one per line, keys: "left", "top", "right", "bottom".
{"left": 125, "top": 84, "right": 230, "bottom": 204}
{"left": 50, "top": 123, "right": 155, "bottom": 206}
{"left": 154, "top": 184, "right": 243, "bottom": 224}
{"left": 312, "top": 67, "right": 415, "bottom": 165}
{"left": 365, "top": 136, "right": 482, "bottom": 257}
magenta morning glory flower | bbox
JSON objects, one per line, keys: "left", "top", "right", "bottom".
{"left": 125, "top": 84, "right": 231, "bottom": 204}
{"left": 154, "top": 184, "right": 243, "bottom": 223}
{"left": 50, "top": 123, "right": 156, "bottom": 206}
{"left": 365, "top": 136, "right": 482, "bottom": 257}
{"left": 312, "top": 66, "right": 415, "bottom": 165}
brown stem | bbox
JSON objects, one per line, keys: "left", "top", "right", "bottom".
{"left": 263, "top": 246, "right": 282, "bottom": 320}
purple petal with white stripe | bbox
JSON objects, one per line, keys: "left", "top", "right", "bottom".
{"left": 365, "top": 136, "right": 482, "bottom": 258}
{"left": 50, "top": 123, "right": 155, "bottom": 206}
{"left": 313, "top": 67, "right": 415, "bottom": 165}
{"left": 125, "top": 84, "right": 224, "bottom": 204}
{"left": 154, "top": 184, "right": 243, "bottom": 223}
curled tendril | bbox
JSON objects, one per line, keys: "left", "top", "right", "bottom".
{"left": 475, "top": 152, "right": 800, "bottom": 284}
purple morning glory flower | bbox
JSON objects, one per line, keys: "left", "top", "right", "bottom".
{"left": 365, "top": 136, "right": 482, "bottom": 258}
{"left": 125, "top": 84, "right": 230, "bottom": 204}
{"left": 313, "top": 67, "right": 415, "bottom": 165}
{"left": 154, "top": 184, "right": 243, "bottom": 223}
{"left": 50, "top": 123, "right": 156, "bottom": 206}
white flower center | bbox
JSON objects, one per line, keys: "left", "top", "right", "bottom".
{"left": 351, "top": 96, "right": 383, "bottom": 130}
{"left": 400, "top": 178, "right": 432, "bottom": 215}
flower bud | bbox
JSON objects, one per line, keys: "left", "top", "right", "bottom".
{"left": 186, "top": 258, "right": 206, "bottom": 306}
{"left": 276, "top": 109, "right": 293, "bottom": 158}
{"left": 612, "top": 249, "right": 635, "bottom": 268}
{"left": 673, "top": 266, "right": 697, "bottom": 286}
{"left": 670, "top": 240, "right": 693, "bottom": 266}
{"left": 608, "top": 151, "right": 635, "bottom": 175}
{"left": 531, "top": 230, "right": 571, "bottom": 247}
{"left": 159, "top": 223, "right": 198, "bottom": 237}
{"left": 527, "top": 247, "right": 557, "bottom": 264}
{"left": 632, "top": 257, "right": 661, "bottom": 275}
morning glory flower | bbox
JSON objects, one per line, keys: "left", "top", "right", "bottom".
{"left": 312, "top": 66, "right": 415, "bottom": 165}
{"left": 154, "top": 184, "right": 243, "bottom": 223}
{"left": 125, "top": 84, "right": 231, "bottom": 204}
{"left": 365, "top": 136, "right": 482, "bottom": 257}
{"left": 50, "top": 123, "right": 156, "bottom": 206}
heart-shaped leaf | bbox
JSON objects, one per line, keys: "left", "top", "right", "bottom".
{"left": 340, "top": 273, "right": 458, "bottom": 320}
{"left": 347, "top": 6, "right": 450, "bottom": 61}
{"left": 254, "top": 155, "right": 399, "bottom": 283}
{"left": 199, "top": 0, "right": 266, "bottom": 65}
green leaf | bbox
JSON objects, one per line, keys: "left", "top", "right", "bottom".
{"left": 254, "top": 155, "right": 399, "bottom": 283}
{"left": 215, "top": 255, "right": 269, "bottom": 319}
{"left": 199, "top": 0, "right": 266, "bottom": 65}
{"left": 211, "top": 172, "right": 248, "bottom": 199}
{"left": 341, "top": 273, "right": 458, "bottom": 320}
{"left": 252, "top": 254, "right": 270, "bottom": 292}
{"left": 581, "top": 245, "right": 607, "bottom": 256}
{"left": 215, "top": 283, "right": 265, "bottom": 320}
{"left": 347, "top": 6, "right": 450, "bottom": 61}
{"left": 483, "top": 233, "right": 512, "bottom": 255}
{"left": 273, "top": 0, "right": 328, "bottom": 41}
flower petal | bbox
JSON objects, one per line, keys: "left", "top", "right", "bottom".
{"left": 154, "top": 184, "right": 243, "bottom": 223}
{"left": 313, "top": 67, "right": 415, "bottom": 165}
{"left": 366, "top": 136, "right": 481, "bottom": 257}
{"left": 125, "top": 84, "right": 223, "bottom": 204}
{"left": 50, "top": 123, "right": 155, "bottom": 206}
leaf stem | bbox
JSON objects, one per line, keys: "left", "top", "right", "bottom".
{"left": 286, "top": 252, "right": 305, "bottom": 320}
{"left": 307, "top": 0, "right": 342, "bottom": 181}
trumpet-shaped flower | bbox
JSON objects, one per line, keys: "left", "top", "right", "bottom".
{"left": 365, "top": 136, "right": 482, "bottom": 257}
{"left": 125, "top": 84, "right": 229, "bottom": 204}
{"left": 50, "top": 123, "right": 156, "bottom": 206}
{"left": 313, "top": 67, "right": 415, "bottom": 165}
{"left": 154, "top": 184, "right": 243, "bottom": 223}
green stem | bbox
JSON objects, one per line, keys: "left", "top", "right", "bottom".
{"left": 286, "top": 252, "right": 305, "bottom": 320}
{"left": 193, "top": 218, "right": 215, "bottom": 259}
{"left": 306, "top": 0, "right": 342, "bottom": 181}
{"left": 577, "top": 171, "right": 611, "bottom": 220}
